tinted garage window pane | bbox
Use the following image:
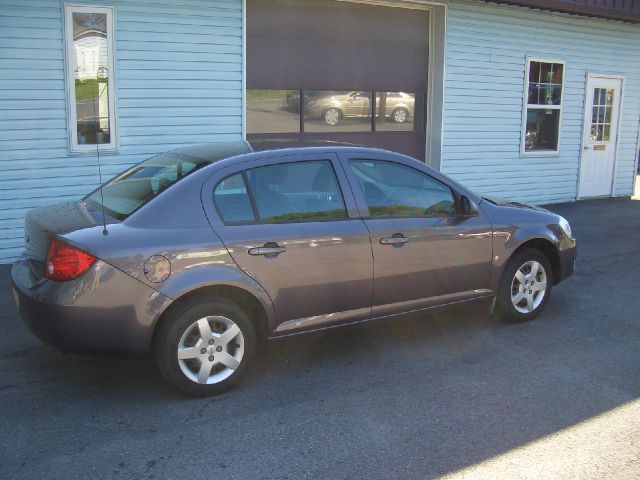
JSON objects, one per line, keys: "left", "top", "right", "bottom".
{"left": 247, "top": 90, "right": 300, "bottom": 134}
{"left": 214, "top": 174, "right": 256, "bottom": 224}
{"left": 304, "top": 91, "right": 372, "bottom": 133}
{"left": 350, "top": 160, "right": 455, "bottom": 217}
{"left": 375, "top": 92, "right": 426, "bottom": 132}
{"left": 247, "top": 161, "right": 347, "bottom": 222}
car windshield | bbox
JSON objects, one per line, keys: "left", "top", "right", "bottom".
{"left": 85, "top": 152, "right": 209, "bottom": 220}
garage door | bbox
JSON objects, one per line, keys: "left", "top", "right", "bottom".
{"left": 246, "top": 0, "right": 429, "bottom": 160}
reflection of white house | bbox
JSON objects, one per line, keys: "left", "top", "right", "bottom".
{"left": 73, "top": 33, "right": 108, "bottom": 81}
{"left": 73, "top": 32, "right": 110, "bottom": 133}
{"left": 0, "top": 0, "right": 639, "bottom": 262}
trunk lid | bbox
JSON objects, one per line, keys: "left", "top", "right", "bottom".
{"left": 24, "top": 201, "right": 115, "bottom": 279}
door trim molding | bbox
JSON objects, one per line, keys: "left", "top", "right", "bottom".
{"left": 576, "top": 73, "right": 625, "bottom": 199}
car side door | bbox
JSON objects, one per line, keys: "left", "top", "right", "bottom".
{"left": 345, "top": 91, "right": 372, "bottom": 118}
{"left": 338, "top": 152, "right": 494, "bottom": 316}
{"left": 203, "top": 152, "right": 374, "bottom": 335}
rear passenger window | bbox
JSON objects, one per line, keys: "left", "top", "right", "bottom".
{"left": 214, "top": 173, "right": 256, "bottom": 224}
{"left": 246, "top": 161, "right": 347, "bottom": 223}
{"left": 349, "top": 160, "right": 456, "bottom": 217}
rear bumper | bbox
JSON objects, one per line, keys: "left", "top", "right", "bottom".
{"left": 12, "top": 258, "right": 172, "bottom": 353}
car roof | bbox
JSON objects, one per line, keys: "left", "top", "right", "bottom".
{"left": 248, "top": 138, "right": 364, "bottom": 152}
{"left": 170, "top": 140, "right": 253, "bottom": 163}
{"left": 171, "top": 139, "right": 405, "bottom": 165}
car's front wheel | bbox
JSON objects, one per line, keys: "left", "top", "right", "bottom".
{"left": 323, "top": 107, "right": 341, "bottom": 126}
{"left": 392, "top": 107, "right": 409, "bottom": 123}
{"left": 155, "top": 297, "right": 256, "bottom": 396}
{"left": 494, "top": 248, "right": 552, "bottom": 323}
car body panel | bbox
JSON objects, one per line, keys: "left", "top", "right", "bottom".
{"left": 11, "top": 143, "right": 576, "bottom": 353}
{"left": 336, "top": 151, "right": 494, "bottom": 312}
{"left": 12, "top": 258, "right": 172, "bottom": 351}
{"left": 201, "top": 151, "right": 374, "bottom": 331}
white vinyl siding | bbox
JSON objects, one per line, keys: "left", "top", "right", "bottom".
{"left": 0, "top": 0, "right": 243, "bottom": 262}
{"left": 442, "top": 1, "right": 640, "bottom": 205}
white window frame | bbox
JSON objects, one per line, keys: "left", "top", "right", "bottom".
{"left": 64, "top": 4, "right": 118, "bottom": 153}
{"left": 520, "top": 57, "right": 565, "bottom": 156}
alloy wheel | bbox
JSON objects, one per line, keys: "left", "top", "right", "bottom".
{"left": 510, "top": 260, "right": 547, "bottom": 314}
{"left": 393, "top": 109, "right": 408, "bottom": 123}
{"left": 176, "top": 316, "right": 244, "bottom": 384}
{"left": 324, "top": 108, "right": 340, "bottom": 126}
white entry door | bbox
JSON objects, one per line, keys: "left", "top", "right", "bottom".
{"left": 578, "top": 76, "right": 623, "bottom": 198}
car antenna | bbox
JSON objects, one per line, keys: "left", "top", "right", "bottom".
{"left": 91, "top": 74, "right": 108, "bottom": 236}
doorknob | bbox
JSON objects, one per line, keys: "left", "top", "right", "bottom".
{"left": 584, "top": 146, "right": 591, "bottom": 150}
{"left": 248, "top": 243, "right": 286, "bottom": 256}
{"left": 380, "top": 235, "right": 409, "bottom": 246}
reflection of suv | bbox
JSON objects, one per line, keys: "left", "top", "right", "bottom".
{"left": 306, "top": 91, "right": 415, "bottom": 126}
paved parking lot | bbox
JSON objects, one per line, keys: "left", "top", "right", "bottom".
{"left": 1, "top": 197, "right": 639, "bottom": 479}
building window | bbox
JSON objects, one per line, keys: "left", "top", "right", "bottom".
{"left": 522, "top": 59, "right": 564, "bottom": 154}
{"left": 64, "top": 5, "right": 117, "bottom": 152}
{"left": 247, "top": 90, "right": 300, "bottom": 134}
{"left": 246, "top": 89, "right": 425, "bottom": 135}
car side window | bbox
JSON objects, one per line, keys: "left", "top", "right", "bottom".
{"left": 245, "top": 160, "right": 348, "bottom": 223}
{"left": 214, "top": 173, "right": 256, "bottom": 224}
{"left": 349, "top": 160, "right": 456, "bottom": 217}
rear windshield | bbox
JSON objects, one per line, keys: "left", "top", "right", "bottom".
{"left": 85, "top": 153, "right": 209, "bottom": 220}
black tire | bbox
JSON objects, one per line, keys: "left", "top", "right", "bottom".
{"left": 154, "top": 296, "right": 257, "bottom": 397}
{"left": 493, "top": 248, "right": 553, "bottom": 323}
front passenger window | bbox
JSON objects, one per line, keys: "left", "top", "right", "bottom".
{"left": 349, "top": 160, "right": 456, "bottom": 217}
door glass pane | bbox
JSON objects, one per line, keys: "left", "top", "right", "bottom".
{"left": 247, "top": 90, "right": 300, "bottom": 134}
{"left": 593, "top": 88, "right": 600, "bottom": 105}
{"left": 525, "top": 109, "right": 560, "bottom": 151}
{"left": 304, "top": 91, "right": 372, "bottom": 132}
{"left": 349, "top": 160, "right": 456, "bottom": 217}
{"left": 73, "top": 12, "right": 110, "bottom": 145}
{"left": 605, "top": 89, "right": 614, "bottom": 106}
{"left": 214, "top": 174, "right": 256, "bottom": 224}
{"left": 246, "top": 161, "right": 347, "bottom": 222}
{"left": 375, "top": 92, "right": 416, "bottom": 132}
{"left": 590, "top": 87, "right": 614, "bottom": 142}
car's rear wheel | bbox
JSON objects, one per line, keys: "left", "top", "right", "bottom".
{"left": 154, "top": 297, "right": 256, "bottom": 396}
{"left": 493, "top": 248, "right": 552, "bottom": 323}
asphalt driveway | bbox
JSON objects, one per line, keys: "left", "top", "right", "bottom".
{"left": 1, "top": 197, "right": 639, "bottom": 479}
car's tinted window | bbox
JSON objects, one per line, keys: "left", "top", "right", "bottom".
{"left": 349, "top": 160, "right": 456, "bottom": 217}
{"left": 246, "top": 160, "right": 347, "bottom": 223}
{"left": 214, "top": 173, "right": 256, "bottom": 224}
{"left": 85, "top": 153, "right": 208, "bottom": 220}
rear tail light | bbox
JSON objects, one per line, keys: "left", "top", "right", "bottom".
{"left": 44, "top": 238, "right": 96, "bottom": 281}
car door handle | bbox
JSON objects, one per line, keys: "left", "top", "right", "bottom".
{"left": 380, "top": 236, "right": 409, "bottom": 246}
{"left": 248, "top": 245, "right": 286, "bottom": 256}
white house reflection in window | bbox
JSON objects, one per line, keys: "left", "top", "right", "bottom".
{"left": 65, "top": 6, "right": 116, "bottom": 151}
{"left": 73, "top": 12, "right": 110, "bottom": 144}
